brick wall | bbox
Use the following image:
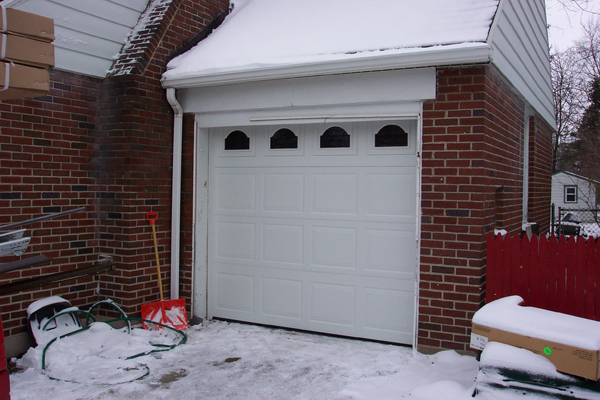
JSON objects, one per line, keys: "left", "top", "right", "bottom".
{"left": 0, "top": 70, "right": 102, "bottom": 338}
{"left": 418, "top": 64, "right": 553, "bottom": 353}
{"left": 0, "top": 0, "right": 229, "bottom": 347}
{"left": 528, "top": 116, "right": 553, "bottom": 233}
{"left": 93, "top": 0, "right": 228, "bottom": 316}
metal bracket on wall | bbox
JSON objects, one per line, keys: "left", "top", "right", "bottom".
{"left": 0, "top": 256, "right": 115, "bottom": 295}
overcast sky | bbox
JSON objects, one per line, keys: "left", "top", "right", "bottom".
{"left": 546, "top": 0, "right": 600, "bottom": 51}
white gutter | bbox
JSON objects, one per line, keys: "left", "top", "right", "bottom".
{"left": 162, "top": 43, "right": 493, "bottom": 89}
{"left": 166, "top": 87, "right": 183, "bottom": 300}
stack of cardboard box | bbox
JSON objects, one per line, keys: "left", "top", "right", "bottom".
{"left": 0, "top": 6, "right": 53, "bottom": 101}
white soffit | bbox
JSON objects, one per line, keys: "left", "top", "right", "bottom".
{"left": 1, "top": 0, "right": 149, "bottom": 78}
{"left": 178, "top": 68, "right": 437, "bottom": 128}
{"left": 163, "top": 0, "right": 499, "bottom": 87}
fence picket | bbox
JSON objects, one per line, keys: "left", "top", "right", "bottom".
{"left": 529, "top": 234, "right": 540, "bottom": 308}
{"left": 565, "top": 236, "right": 578, "bottom": 315}
{"left": 486, "top": 233, "right": 500, "bottom": 302}
{"left": 511, "top": 234, "right": 521, "bottom": 298}
{"left": 520, "top": 235, "right": 531, "bottom": 305}
{"left": 557, "top": 235, "right": 568, "bottom": 314}
{"left": 596, "top": 239, "right": 600, "bottom": 321}
{"left": 486, "top": 233, "right": 600, "bottom": 322}
{"left": 502, "top": 234, "right": 512, "bottom": 298}
{"left": 546, "top": 235, "right": 558, "bottom": 311}
{"left": 573, "top": 237, "right": 587, "bottom": 318}
{"left": 585, "top": 238, "right": 596, "bottom": 320}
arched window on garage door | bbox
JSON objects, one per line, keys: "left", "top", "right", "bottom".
{"left": 224, "top": 130, "right": 250, "bottom": 150}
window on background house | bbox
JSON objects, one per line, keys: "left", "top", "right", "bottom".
{"left": 565, "top": 186, "right": 578, "bottom": 203}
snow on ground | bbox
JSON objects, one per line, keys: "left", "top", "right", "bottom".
{"left": 10, "top": 320, "right": 485, "bottom": 400}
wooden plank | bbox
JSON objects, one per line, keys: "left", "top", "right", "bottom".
{"left": 573, "top": 237, "right": 587, "bottom": 318}
{"left": 520, "top": 234, "right": 531, "bottom": 304}
{"left": 0, "top": 255, "right": 52, "bottom": 274}
{"left": 486, "top": 232, "right": 500, "bottom": 303}
{"left": 529, "top": 234, "right": 541, "bottom": 308}
{"left": 556, "top": 235, "right": 567, "bottom": 314}
{"left": 584, "top": 238, "right": 596, "bottom": 320}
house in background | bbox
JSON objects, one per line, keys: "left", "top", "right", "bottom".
{"left": 0, "top": 0, "right": 554, "bottom": 357}
{"left": 552, "top": 171, "right": 599, "bottom": 210}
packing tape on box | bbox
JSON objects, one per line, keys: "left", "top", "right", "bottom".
{"left": 0, "top": 34, "right": 5, "bottom": 60}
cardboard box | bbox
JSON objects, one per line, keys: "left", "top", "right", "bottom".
{"left": 0, "top": 6, "right": 54, "bottom": 42}
{"left": 0, "top": 33, "right": 54, "bottom": 68}
{"left": 471, "top": 322, "right": 600, "bottom": 381}
{"left": 0, "top": 61, "right": 49, "bottom": 100}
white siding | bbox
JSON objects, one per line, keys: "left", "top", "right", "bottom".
{"left": 6, "top": 0, "right": 149, "bottom": 78}
{"left": 488, "top": 0, "right": 555, "bottom": 128}
{"left": 552, "top": 172, "right": 597, "bottom": 210}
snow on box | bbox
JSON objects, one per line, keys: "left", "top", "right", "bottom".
{"left": 471, "top": 296, "right": 600, "bottom": 381}
{"left": 163, "top": 0, "right": 499, "bottom": 79}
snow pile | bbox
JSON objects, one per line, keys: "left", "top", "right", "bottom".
{"left": 479, "top": 342, "right": 569, "bottom": 379}
{"left": 10, "top": 320, "right": 483, "bottom": 400}
{"left": 337, "top": 349, "right": 479, "bottom": 399}
{"left": 16, "top": 322, "right": 183, "bottom": 385}
{"left": 473, "top": 296, "right": 600, "bottom": 350}
{"left": 164, "top": 0, "right": 499, "bottom": 79}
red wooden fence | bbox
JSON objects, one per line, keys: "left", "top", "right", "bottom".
{"left": 486, "top": 232, "right": 600, "bottom": 321}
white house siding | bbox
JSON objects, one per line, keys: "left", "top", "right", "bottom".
{"left": 552, "top": 172, "right": 597, "bottom": 210}
{"left": 488, "top": 0, "right": 555, "bottom": 128}
{"left": 5, "top": 0, "right": 149, "bottom": 77}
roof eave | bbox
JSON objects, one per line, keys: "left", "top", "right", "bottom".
{"left": 162, "top": 43, "right": 494, "bottom": 89}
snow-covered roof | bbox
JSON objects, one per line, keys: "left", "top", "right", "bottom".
{"left": 164, "top": 0, "right": 499, "bottom": 83}
{"left": 162, "top": 0, "right": 555, "bottom": 129}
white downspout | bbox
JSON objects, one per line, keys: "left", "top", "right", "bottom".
{"left": 167, "top": 87, "right": 182, "bottom": 300}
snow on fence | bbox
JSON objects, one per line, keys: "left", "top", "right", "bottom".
{"left": 486, "top": 232, "right": 600, "bottom": 321}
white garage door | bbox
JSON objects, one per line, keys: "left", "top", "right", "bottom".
{"left": 207, "top": 120, "right": 418, "bottom": 343}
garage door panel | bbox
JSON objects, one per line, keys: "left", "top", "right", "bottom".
{"left": 366, "top": 174, "right": 416, "bottom": 217}
{"left": 261, "top": 224, "right": 304, "bottom": 264}
{"left": 311, "top": 226, "right": 357, "bottom": 269}
{"left": 208, "top": 122, "right": 418, "bottom": 344}
{"left": 310, "top": 283, "right": 356, "bottom": 326}
{"left": 312, "top": 174, "right": 358, "bottom": 214}
{"left": 215, "top": 221, "right": 255, "bottom": 260}
{"left": 215, "top": 272, "right": 254, "bottom": 313}
{"left": 214, "top": 173, "right": 256, "bottom": 212}
{"left": 364, "top": 287, "right": 414, "bottom": 332}
{"left": 261, "top": 277, "right": 303, "bottom": 320}
{"left": 262, "top": 173, "right": 305, "bottom": 212}
{"left": 365, "top": 229, "right": 416, "bottom": 273}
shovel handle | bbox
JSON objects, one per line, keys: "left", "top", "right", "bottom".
{"left": 147, "top": 211, "right": 164, "bottom": 302}
{"left": 146, "top": 211, "right": 158, "bottom": 225}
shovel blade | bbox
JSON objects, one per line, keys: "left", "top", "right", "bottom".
{"left": 141, "top": 299, "right": 188, "bottom": 331}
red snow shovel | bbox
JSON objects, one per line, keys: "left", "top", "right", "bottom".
{"left": 141, "top": 212, "right": 188, "bottom": 331}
